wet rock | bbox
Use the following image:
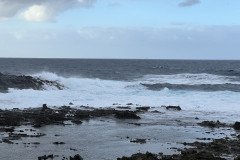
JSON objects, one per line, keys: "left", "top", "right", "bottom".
{"left": 41, "top": 104, "right": 49, "bottom": 111}
{"left": 116, "top": 106, "right": 131, "bottom": 109}
{"left": 198, "top": 120, "right": 228, "bottom": 128}
{"left": 0, "top": 111, "right": 22, "bottom": 126}
{"left": 115, "top": 111, "right": 140, "bottom": 119}
{"left": 129, "top": 123, "right": 141, "bottom": 126}
{"left": 53, "top": 142, "right": 65, "bottom": 145}
{"left": 151, "top": 110, "right": 162, "bottom": 113}
{"left": 38, "top": 154, "right": 54, "bottom": 160}
{"left": 9, "top": 132, "right": 45, "bottom": 138}
{"left": 136, "top": 106, "right": 150, "bottom": 111}
{"left": 233, "top": 122, "right": 240, "bottom": 130}
{"left": 70, "top": 154, "right": 83, "bottom": 160}
{"left": 0, "top": 127, "right": 14, "bottom": 132}
{"left": 33, "top": 124, "right": 42, "bottom": 128}
{"left": 0, "top": 107, "right": 141, "bottom": 129}
{"left": 0, "top": 72, "right": 64, "bottom": 93}
{"left": 130, "top": 138, "right": 146, "bottom": 144}
{"left": 70, "top": 148, "right": 78, "bottom": 151}
{"left": 74, "top": 110, "right": 90, "bottom": 119}
{"left": 32, "top": 142, "right": 40, "bottom": 145}
{"left": 71, "top": 119, "right": 83, "bottom": 125}
{"left": 2, "top": 138, "right": 14, "bottom": 144}
{"left": 165, "top": 106, "right": 181, "bottom": 111}
{"left": 177, "top": 151, "right": 225, "bottom": 160}
{"left": 117, "top": 152, "right": 159, "bottom": 160}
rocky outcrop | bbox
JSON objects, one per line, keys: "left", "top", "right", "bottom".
{"left": 165, "top": 106, "right": 181, "bottom": 111}
{"left": 198, "top": 120, "right": 229, "bottom": 128}
{"left": 0, "top": 105, "right": 141, "bottom": 127}
{"left": 0, "top": 72, "right": 64, "bottom": 92}
{"left": 115, "top": 111, "right": 141, "bottom": 119}
{"left": 233, "top": 122, "right": 240, "bottom": 130}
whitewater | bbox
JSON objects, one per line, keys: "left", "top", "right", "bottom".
{"left": 0, "top": 71, "right": 239, "bottom": 115}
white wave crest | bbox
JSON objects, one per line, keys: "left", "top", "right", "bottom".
{"left": 139, "top": 73, "right": 240, "bottom": 85}
{"left": 0, "top": 72, "right": 239, "bottom": 115}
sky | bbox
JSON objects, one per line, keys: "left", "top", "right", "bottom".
{"left": 0, "top": 0, "right": 240, "bottom": 59}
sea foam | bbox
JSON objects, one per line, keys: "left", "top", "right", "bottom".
{"left": 0, "top": 72, "right": 239, "bottom": 115}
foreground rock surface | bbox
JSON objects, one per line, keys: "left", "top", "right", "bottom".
{"left": 118, "top": 137, "right": 240, "bottom": 160}
{"left": 0, "top": 105, "right": 141, "bottom": 127}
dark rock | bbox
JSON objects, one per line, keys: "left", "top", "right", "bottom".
{"left": 0, "top": 73, "right": 64, "bottom": 93}
{"left": 233, "top": 122, "right": 240, "bottom": 130}
{"left": 0, "top": 111, "right": 22, "bottom": 126}
{"left": 116, "top": 106, "right": 131, "bottom": 109}
{"left": 32, "top": 142, "right": 40, "bottom": 144}
{"left": 198, "top": 120, "right": 228, "bottom": 128}
{"left": 115, "top": 111, "right": 140, "bottom": 119}
{"left": 126, "top": 103, "right": 133, "bottom": 105}
{"left": 129, "top": 123, "right": 141, "bottom": 126}
{"left": 33, "top": 124, "right": 42, "bottom": 128}
{"left": 41, "top": 104, "right": 48, "bottom": 111}
{"left": 70, "top": 148, "right": 78, "bottom": 151}
{"left": 117, "top": 152, "right": 158, "bottom": 160}
{"left": 70, "top": 154, "right": 83, "bottom": 160}
{"left": 0, "top": 127, "right": 14, "bottom": 132}
{"left": 130, "top": 138, "right": 146, "bottom": 144}
{"left": 136, "top": 106, "right": 150, "bottom": 111}
{"left": 53, "top": 142, "right": 65, "bottom": 145}
{"left": 74, "top": 110, "right": 90, "bottom": 119}
{"left": 166, "top": 106, "right": 181, "bottom": 111}
{"left": 38, "top": 154, "right": 54, "bottom": 160}
{"left": 71, "top": 120, "right": 83, "bottom": 125}
{"left": 2, "top": 138, "right": 14, "bottom": 144}
{"left": 151, "top": 110, "right": 162, "bottom": 113}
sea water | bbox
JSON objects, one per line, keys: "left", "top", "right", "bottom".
{"left": 0, "top": 58, "right": 239, "bottom": 113}
{"left": 0, "top": 58, "right": 240, "bottom": 159}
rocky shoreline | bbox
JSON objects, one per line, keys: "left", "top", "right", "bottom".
{"left": 1, "top": 104, "right": 240, "bottom": 160}
{"left": 0, "top": 72, "right": 64, "bottom": 93}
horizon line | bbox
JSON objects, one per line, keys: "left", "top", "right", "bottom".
{"left": 0, "top": 57, "right": 240, "bottom": 61}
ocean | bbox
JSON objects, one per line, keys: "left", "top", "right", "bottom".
{"left": 1, "top": 58, "right": 240, "bottom": 160}
{"left": 0, "top": 58, "right": 240, "bottom": 113}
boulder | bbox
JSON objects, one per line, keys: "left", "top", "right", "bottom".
{"left": 233, "top": 122, "right": 240, "bottom": 130}
{"left": 166, "top": 106, "right": 181, "bottom": 111}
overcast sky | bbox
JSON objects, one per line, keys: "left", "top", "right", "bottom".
{"left": 0, "top": 0, "right": 239, "bottom": 59}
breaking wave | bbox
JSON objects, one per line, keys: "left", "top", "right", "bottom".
{"left": 0, "top": 72, "right": 239, "bottom": 113}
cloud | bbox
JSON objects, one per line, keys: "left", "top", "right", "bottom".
{"left": 0, "top": 0, "right": 97, "bottom": 22}
{"left": 179, "top": 0, "right": 200, "bottom": 7}
{"left": 21, "top": 5, "right": 54, "bottom": 22}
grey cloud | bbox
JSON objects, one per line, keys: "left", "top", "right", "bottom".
{"left": 179, "top": 0, "right": 200, "bottom": 7}
{"left": 0, "top": 0, "right": 97, "bottom": 21}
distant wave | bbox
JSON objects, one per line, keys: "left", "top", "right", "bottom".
{"left": 141, "top": 83, "right": 240, "bottom": 92}
{"left": 138, "top": 73, "right": 240, "bottom": 85}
